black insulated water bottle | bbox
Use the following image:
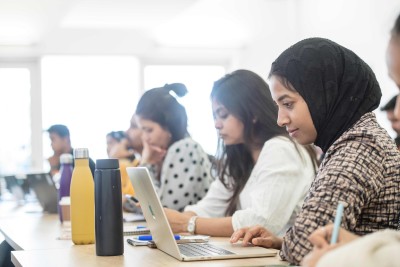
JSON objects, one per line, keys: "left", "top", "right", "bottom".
{"left": 94, "top": 159, "right": 124, "bottom": 256}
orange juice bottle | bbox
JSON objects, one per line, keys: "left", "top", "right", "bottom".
{"left": 70, "top": 148, "right": 95, "bottom": 245}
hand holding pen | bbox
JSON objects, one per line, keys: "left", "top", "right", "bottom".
{"left": 308, "top": 202, "right": 358, "bottom": 249}
{"left": 302, "top": 202, "right": 359, "bottom": 267}
{"left": 308, "top": 224, "right": 359, "bottom": 249}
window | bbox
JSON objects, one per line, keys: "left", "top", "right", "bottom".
{"left": 0, "top": 68, "right": 31, "bottom": 175}
{"left": 144, "top": 65, "right": 225, "bottom": 154}
{"left": 41, "top": 56, "right": 140, "bottom": 164}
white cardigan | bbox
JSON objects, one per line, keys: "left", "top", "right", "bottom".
{"left": 317, "top": 230, "right": 400, "bottom": 267}
{"left": 184, "top": 136, "right": 316, "bottom": 236}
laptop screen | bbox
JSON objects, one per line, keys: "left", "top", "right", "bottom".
{"left": 26, "top": 173, "right": 58, "bottom": 213}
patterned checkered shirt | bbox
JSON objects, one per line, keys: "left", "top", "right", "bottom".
{"left": 280, "top": 112, "right": 400, "bottom": 264}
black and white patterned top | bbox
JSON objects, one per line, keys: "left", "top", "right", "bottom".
{"left": 145, "top": 137, "right": 212, "bottom": 211}
{"left": 280, "top": 112, "right": 400, "bottom": 265}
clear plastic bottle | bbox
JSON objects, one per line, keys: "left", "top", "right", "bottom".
{"left": 58, "top": 153, "right": 73, "bottom": 223}
{"left": 94, "top": 159, "right": 124, "bottom": 256}
{"left": 70, "top": 148, "right": 95, "bottom": 245}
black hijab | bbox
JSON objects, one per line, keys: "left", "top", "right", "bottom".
{"left": 269, "top": 38, "right": 382, "bottom": 152}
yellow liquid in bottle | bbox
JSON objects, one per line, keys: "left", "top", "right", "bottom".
{"left": 70, "top": 158, "right": 95, "bottom": 244}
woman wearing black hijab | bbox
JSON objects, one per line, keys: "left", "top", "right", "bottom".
{"left": 230, "top": 38, "right": 400, "bottom": 265}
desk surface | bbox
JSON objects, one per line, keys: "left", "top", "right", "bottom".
{"left": 0, "top": 202, "right": 288, "bottom": 267}
{"left": 12, "top": 246, "right": 288, "bottom": 267}
{"left": 1, "top": 213, "right": 71, "bottom": 250}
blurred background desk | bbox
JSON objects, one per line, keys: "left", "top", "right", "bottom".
{"left": 1, "top": 213, "right": 70, "bottom": 251}
{"left": 0, "top": 203, "right": 288, "bottom": 267}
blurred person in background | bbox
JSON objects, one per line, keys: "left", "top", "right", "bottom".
{"left": 106, "top": 122, "right": 143, "bottom": 204}
{"left": 46, "top": 124, "right": 95, "bottom": 177}
{"left": 380, "top": 95, "right": 400, "bottom": 148}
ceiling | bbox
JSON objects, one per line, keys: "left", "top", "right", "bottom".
{"left": 0, "top": 0, "right": 197, "bottom": 45}
{"left": 1, "top": 0, "right": 400, "bottom": 66}
{"left": 0, "top": 0, "right": 258, "bottom": 58}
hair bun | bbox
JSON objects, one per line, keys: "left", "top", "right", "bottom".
{"left": 164, "top": 83, "right": 188, "bottom": 97}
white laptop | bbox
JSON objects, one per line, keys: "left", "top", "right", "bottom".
{"left": 127, "top": 167, "right": 277, "bottom": 261}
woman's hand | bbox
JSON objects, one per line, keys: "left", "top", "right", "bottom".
{"left": 230, "top": 225, "right": 283, "bottom": 249}
{"left": 301, "top": 224, "right": 359, "bottom": 267}
{"left": 164, "top": 208, "right": 194, "bottom": 233}
{"left": 140, "top": 139, "right": 167, "bottom": 165}
{"left": 308, "top": 224, "right": 359, "bottom": 249}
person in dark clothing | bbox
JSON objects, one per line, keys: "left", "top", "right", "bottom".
{"left": 46, "top": 124, "right": 95, "bottom": 176}
{"left": 380, "top": 94, "right": 400, "bottom": 148}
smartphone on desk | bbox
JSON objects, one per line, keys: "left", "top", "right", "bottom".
{"left": 127, "top": 237, "right": 209, "bottom": 249}
{"left": 125, "top": 194, "right": 139, "bottom": 204}
{"left": 127, "top": 239, "right": 156, "bottom": 248}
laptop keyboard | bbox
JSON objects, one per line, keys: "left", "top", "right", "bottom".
{"left": 178, "top": 243, "right": 235, "bottom": 257}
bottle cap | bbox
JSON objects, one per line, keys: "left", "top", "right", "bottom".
{"left": 60, "top": 153, "right": 73, "bottom": 164}
{"left": 74, "top": 148, "right": 89, "bottom": 159}
{"left": 96, "top": 159, "right": 119, "bottom": 169}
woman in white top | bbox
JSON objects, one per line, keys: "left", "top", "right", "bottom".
{"left": 165, "top": 69, "right": 318, "bottom": 237}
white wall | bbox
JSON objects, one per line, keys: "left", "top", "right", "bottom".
{"left": 234, "top": 0, "right": 400, "bottom": 137}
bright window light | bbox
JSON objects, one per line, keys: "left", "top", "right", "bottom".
{"left": 41, "top": 56, "right": 140, "bottom": 164}
{"left": 0, "top": 68, "right": 31, "bottom": 175}
{"left": 144, "top": 65, "right": 225, "bottom": 155}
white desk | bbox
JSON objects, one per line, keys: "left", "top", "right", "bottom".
{"left": 12, "top": 246, "right": 287, "bottom": 267}
{"left": 0, "top": 203, "right": 289, "bottom": 267}
{"left": 1, "top": 213, "right": 71, "bottom": 251}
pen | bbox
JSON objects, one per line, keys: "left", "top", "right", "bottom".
{"left": 330, "top": 201, "right": 345, "bottom": 244}
{"left": 138, "top": 235, "right": 180, "bottom": 241}
{"left": 125, "top": 194, "right": 139, "bottom": 203}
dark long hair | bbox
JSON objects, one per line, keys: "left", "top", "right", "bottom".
{"left": 392, "top": 13, "right": 400, "bottom": 36}
{"left": 135, "top": 83, "right": 189, "bottom": 145}
{"left": 211, "top": 70, "right": 289, "bottom": 216}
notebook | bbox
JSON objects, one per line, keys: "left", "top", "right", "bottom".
{"left": 123, "top": 225, "right": 150, "bottom": 236}
{"left": 127, "top": 167, "right": 277, "bottom": 261}
{"left": 26, "top": 173, "right": 58, "bottom": 213}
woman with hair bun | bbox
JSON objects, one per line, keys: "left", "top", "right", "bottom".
{"left": 135, "top": 83, "right": 212, "bottom": 211}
